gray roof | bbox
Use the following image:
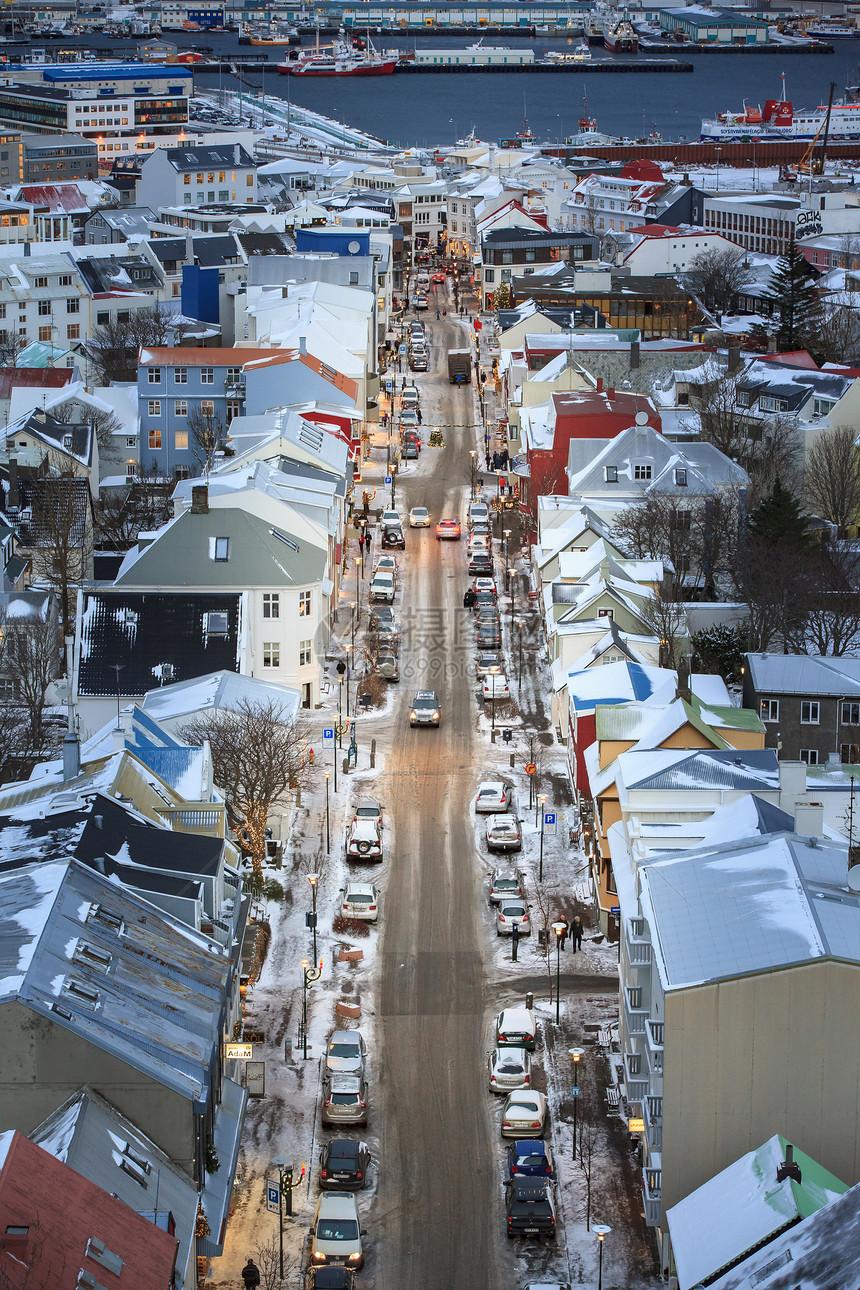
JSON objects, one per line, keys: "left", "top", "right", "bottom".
{"left": 746, "top": 652, "right": 860, "bottom": 698}
{"left": 160, "top": 144, "right": 254, "bottom": 172}
{"left": 115, "top": 507, "right": 326, "bottom": 589}
{"left": 641, "top": 832, "right": 858, "bottom": 990}
{"left": 91, "top": 206, "right": 156, "bottom": 235}
{"left": 625, "top": 747, "right": 779, "bottom": 792}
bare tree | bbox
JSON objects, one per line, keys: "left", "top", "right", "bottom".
{"left": 187, "top": 404, "right": 227, "bottom": 474}
{"left": 804, "top": 424, "right": 860, "bottom": 536}
{"left": 803, "top": 545, "right": 860, "bottom": 656}
{"left": 641, "top": 578, "right": 688, "bottom": 668}
{"left": 692, "top": 372, "right": 802, "bottom": 503}
{"left": 0, "top": 328, "right": 28, "bottom": 367}
{"left": 578, "top": 1114, "right": 601, "bottom": 1231}
{"left": 732, "top": 537, "right": 816, "bottom": 652}
{"left": 21, "top": 454, "right": 93, "bottom": 637}
{"left": 1, "top": 611, "right": 61, "bottom": 748}
{"left": 88, "top": 306, "right": 174, "bottom": 385}
{"left": 684, "top": 246, "right": 754, "bottom": 314}
{"left": 50, "top": 399, "right": 123, "bottom": 456}
{"left": 613, "top": 496, "right": 697, "bottom": 596}
{"left": 180, "top": 700, "right": 310, "bottom": 886}
{"left": 95, "top": 471, "right": 172, "bottom": 551}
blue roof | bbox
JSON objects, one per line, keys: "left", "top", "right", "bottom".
{"left": 42, "top": 64, "right": 192, "bottom": 83}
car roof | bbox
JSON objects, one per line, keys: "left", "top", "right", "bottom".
{"left": 493, "top": 813, "right": 519, "bottom": 824}
{"left": 414, "top": 690, "right": 438, "bottom": 699}
{"left": 328, "top": 1073, "right": 363, "bottom": 1091}
{"left": 510, "top": 1176, "right": 550, "bottom": 1198}
{"left": 345, "top": 881, "right": 376, "bottom": 893}
{"left": 330, "top": 1029, "right": 362, "bottom": 1044}
{"left": 317, "top": 1192, "right": 360, "bottom": 1218}
{"left": 311, "top": 1269, "right": 354, "bottom": 1288}
{"left": 328, "top": 1137, "right": 361, "bottom": 1154}
{"left": 358, "top": 798, "right": 381, "bottom": 808}
{"left": 499, "top": 1007, "right": 535, "bottom": 1026}
{"left": 513, "top": 1140, "right": 548, "bottom": 1154}
{"left": 492, "top": 868, "right": 521, "bottom": 881}
{"left": 478, "top": 781, "right": 506, "bottom": 791}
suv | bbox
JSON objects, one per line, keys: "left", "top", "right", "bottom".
{"left": 409, "top": 690, "right": 440, "bottom": 727}
{"left": 310, "top": 1192, "right": 365, "bottom": 1268}
{"left": 346, "top": 818, "right": 382, "bottom": 861}
{"left": 504, "top": 1176, "right": 557, "bottom": 1240}
{"left": 321, "top": 1075, "right": 368, "bottom": 1126}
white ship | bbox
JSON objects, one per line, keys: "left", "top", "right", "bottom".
{"left": 701, "top": 75, "right": 860, "bottom": 142}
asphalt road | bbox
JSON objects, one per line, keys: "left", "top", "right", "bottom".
{"left": 375, "top": 314, "right": 503, "bottom": 1290}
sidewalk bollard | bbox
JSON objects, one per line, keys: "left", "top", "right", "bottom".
{"left": 371, "top": 738, "right": 376, "bottom": 769}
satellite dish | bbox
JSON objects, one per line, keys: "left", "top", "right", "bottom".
{"left": 635, "top": 411, "right": 649, "bottom": 426}
{"left": 347, "top": 240, "right": 360, "bottom": 254}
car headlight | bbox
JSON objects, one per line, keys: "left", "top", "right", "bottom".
{"left": 313, "top": 1251, "right": 325, "bottom": 1262}
{"left": 410, "top": 710, "right": 417, "bottom": 720}
{"left": 431, "top": 711, "right": 439, "bottom": 719}
{"left": 348, "top": 1253, "right": 362, "bottom": 1264}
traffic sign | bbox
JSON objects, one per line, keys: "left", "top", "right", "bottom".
{"left": 610, "top": 906, "right": 620, "bottom": 915}
{"left": 384, "top": 475, "right": 392, "bottom": 485}
{"left": 525, "top": 763, "right": 536, "bottom": 775}
{"left": 265, "top": 1180, "right": 280, "bottom": 1214}
{"left": 543, "top": 811, "right": 557, "bottom": 836}
{"left": 570, "top": 1087, "right": 581, "bottom": 1099}
{"left": 322, "top": 727, "right": 335, "bottom": 749}
{"left": 399, "top": 343, "right": 407, "bottom": 354}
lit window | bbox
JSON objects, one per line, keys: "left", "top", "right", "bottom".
{"left": 38, "top": 326, "right": 51, "bottom": 342}
{"left": 148, "top": 428, "right": 162, "bottom": 450}
{"left": 299, "top": 590, "right": 311, "bottom": 617}
{"left": 67, "top": 324, "right": 80, "bottom": 340}
{"left": 175, "top": 430, "right": 188, "bottom": 451}
{"left": 200, "top": 400, "right": 215, "bottom": 417}
{"left": 760, "top": 699, "right": 779, "bottom": 723}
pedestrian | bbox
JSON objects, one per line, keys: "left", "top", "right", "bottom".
{"left": 365, "top": 527, "right": 373, "bottom": 551}
{"left": 558, "top": 919, "right": 569, "bottom": 951}
{"left": 485, "top": 451, "right": 491, "bottom": 471}
{"left": 442, "top": 307, "right": 447, "bottom": 316}
{"left": 571, "top": 915, "right": 583, "bottom": 953}
{"left": 511, "top": 920, "right": 519, "bottom": 962}
{"left": 416, "top": 408, "right": 422, "bottom": 424}
{"left": 463, "top": 588, "right": 476, "bottom": 611}
{"left": 436, "top": 307, "right": 441, "bottom": 319}
{"left": 358, "top": 532, "right": 366, "bottom": 555}
{"left": 241, "top": 1259, "right": 261, "bottom": 1289}
{"left": 381, "top": 411, "right": 388, "bottom": 429}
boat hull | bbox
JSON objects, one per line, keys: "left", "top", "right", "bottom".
{"left": 278, "top": 59, "right": 397, "bottom": 75}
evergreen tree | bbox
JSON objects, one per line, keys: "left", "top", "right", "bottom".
{"left": 768, "top": 241, "right": 822, "bottom": 350}
{"left": 746, "top": 476, "right": 815, "bottom": 553}
{"left": 493, "top": 280, "right": 511, "bottom": 311}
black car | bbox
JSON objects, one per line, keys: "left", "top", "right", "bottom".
{"left": 369, "top": 605, "right": 395, "bottom": 630}
{"left": 477, "top": 624, "right": 502, "bottom": 649}
{"left": 382, "top": 525, "right": 405, "bottom": 550}
{"left": 319, "top": 1138, "right": 372, "bottom": 1191}
{"left": 504, "top": 1176, "right": 557, "bottom": 1240}
{"left": 307, "top": 1268, "right": 356, "bottom": 1290}
{"left": 469, "top": 551, "right": 494, "bottom": 575}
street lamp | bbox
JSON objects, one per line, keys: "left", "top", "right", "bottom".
{"left": 307, "top": 873, "right": 319, "bottom": 963}
{"left": 516, "top": 618, "right": 524, "bottom": 688}
{"left": 470, "top": 448, "right": 477, "bottom": 497}
{"left": 272, "top": 1158, "right": 294, "bottom": 1280}
{"left": 553, "top": 921, "right": 566, "bottom": 1022}
{"left": 594, "top": 1224, "right": 611, "bottom": 1290}
{"left": 337, "top": 674, "right": 344, "bottom": 748}
{"left": 345, "top": 643, "right": 352, "bottom": 720}
{"left": 301, "top": 956, "right": 323, "bottom": 1061}
{"left": 324, "top": 769, "right": 330, "bottom": 853}
{"left": 569, "top": 1046, "right": 584, "bottom": 1160}
{"left": 539, "top": 794, "right": 547, "bottom": 882}
{"left": 488, "top": 664, "right": 499, "bottom": 732}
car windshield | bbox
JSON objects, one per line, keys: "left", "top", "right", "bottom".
{"left": 330, "top": 1093, "right": 360, "bottom": 1106}
{"left": 494, "top": 879, "right": 520, "bottom": 891}
{"left": 412, "top": 508, "right": 428, "bottom": 517}
{"left": 329, "top": 1043, "right": 359, "bottom": 1056}
{"left": 519, "top": 1153, "right": 546, "bottom": 1166}
{"left": 316, "top": 1220, "right": 359, "bottom": 1241}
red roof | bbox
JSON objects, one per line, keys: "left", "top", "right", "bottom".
{"left": 18, "top": 184, "right": 89, "bottom": 215}
{"left": 620, "top": 159, "right": 665, "bottom": 183}
{"left": 0, "top": 368, "right": 74, "bottom": 399}
{"left": 0, "top": 1131, "right": 177, "bottom": 1290}
{"left": 758, "top": 350, "right": 820, "bottom": 370}
{"left": 625, "top": 224, "right": 683, "bottom": 238}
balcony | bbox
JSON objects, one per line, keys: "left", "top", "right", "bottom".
{"left": 643, "top": 1094, "right": 663, "bottom": 1152}
{"left": 645, "top": 1018, "right": 664, "bottom": 1078}
{"left": 625, "top": 916, "right": 652, "bottom": 966}
{"left": 157, "top": 802, "right": 226, "bottom": 837}
{"left": 224, "top": 378, "right": 245, "bottom": 396}
{"left": 641, "top": 1159, "right": 662, "bottom": 1228}
{"left": 623, "top": 984, "right": 649, "bottom": 1036}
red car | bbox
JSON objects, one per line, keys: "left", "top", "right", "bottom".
{"left": 435, "top": 518, "right": 461, "bottom": 541}
{"left": 432, "top": 272, "right": 446, "bottom": 284}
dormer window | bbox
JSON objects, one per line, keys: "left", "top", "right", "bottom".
{"left": 674, "top": 468, "right": 687, "bottom": 486}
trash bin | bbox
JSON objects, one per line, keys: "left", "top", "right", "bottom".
{"left": 538, "top": 929, "right": 548, "bottom": 950}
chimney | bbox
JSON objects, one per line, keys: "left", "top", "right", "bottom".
{"left": 776, "top": 1144, "right": 802, "bottom": 1185}
{"left": 794, "top": 799, "right": 824, "bottom": 838}
{"left": 234, "top": 143, "right": 241, "bottom": 166}
{"left": 299, "top": 335, "right": 308, "bottom": 356}
{"left": 91, "top": 855, "right": 106, "bottom": 875}
{"left": 629, "top": 339, "right": 640, "bottom": 370}
{"left": 191, "top": 484, "right": 209, "bottom": 514}
{"left": 778, "top": 760, "right": 807, "bottom": 813}
{"left": 8, "top": 457, "right": 18, "bottom": 509}
{"left": 596, "top": 377, "right": 603, "bottom": 393}
{"left": 727, "top": 345, "right": 741, "bottom": 374}
{"left": 185, "top": 230, "right": 193, "bottom": 264}
{"left": 607, "top": 385, "right": 616, "bottom": 400}
{"left": 112, "top": 726, "right": 126, "bottom": 752}
{"left": 62, "top": 731, "right": 81, "bottom": 781}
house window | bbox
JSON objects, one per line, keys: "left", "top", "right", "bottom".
{"left": 148, "top": 367, "right": 161, "bottom": 384}
{"left": 813, "top": 397, "right": 835, "bottom": 417}
{"left": 97, "top": 311, "right": 109, "bottom": 326}
{"left": 760, "top": 699, "right": 779, "bottom": 722}
{"left": 201, "top": 367, "right": 214, "bottom": 384}
{"left": 605, "top": 466, "right": 618, "bottom": 483}
{"left": 263, "top": 642, "right": 280, "bottom": 668}
{"left": 299, "top": 639, "right": 312, "bottom": 666}
{"left": 184, "top": 174, "right": 191, "bottom": 186}
{"left": 634, "top": 464, "right": 652, "bottom": 481}
{"left": 126, "top": 437, "right": 136, "bottom": 448}
{"left": 67, "top": 324, "right": 80, "bottom": 340}
{"left": 799, "top": 748, "right": 819, "bottom": 765}
{"left": 175, "top": 430, "right": 188, "bottom": 451}
{"left": 673, "top": 509, "right": 691, "bottom": 532}
{"left": 759, "top": 395, "right": 788, "bottom": 413}
{"left": 148, "top": 428, "right": 162, "bottom": 450}
{"left": 174, "top": 367, "right": 187, "bottom": 383}
{"left": 174, "top": 399, "right": 187, "bottom": 417}
{"left": 226, "top": 367, "right": 241, "bottom": 383}
{"left": 201, "top": 400, "right": 215, "bottom": 416}
{"left": 597, "top": 608, "right": 614, "bottom": 619}
{"left": 227, "top": 400, "right": 241, "bottom": 422}
{"left": 66, "top": 298, "right": 79, "bottom": 314}
{"left": 203, "top": 610, "right": 229, "bottom": 637}
{"left": 148, "top": 400, "right": 161, "bottom": 417}
{"left": 484, "top": 269, "right": 495, "bottom": 284}
{"left": 263, "top": 593, "right": 279, "bottom": 618}
{"left": 674, "top": 468, "right": 687, "bottom": 486}
{"left": 842, "top": 702, "right": 860, "bottom": 725}
{"left": 214, "top": 537, "right": 230, "bottom": 562}
{"left": 299, "top": 590, "right": 311, "bottom": 617}
{"left": 841, "top": 743, "right": 860, "bottom": 764}
{"left": 801, "top": 700, "right": 820, "bottom": 724}
{"left": 246, "top": 174, "right": 254, "bottom": 187}
{"left": 736, "top": 390, "right": 751, "bottom": 407}
{"left": 34, "top": 276, "right": 48, "bottom": 288}
{"left": 38, "top": 326, "right": 51, "bottom": 342}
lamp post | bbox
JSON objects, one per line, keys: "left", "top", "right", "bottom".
{"left": 488, "top": 664, "right": 499, "bottom": 732}
{"left": 470, "top": 448, "right": 477, "bottom": 497}
{"left": 307, "top": 873, "right": 319, "bottom": 963}
{"left": 553, "top": 920, "right": 566, "bottom": 1022}
{"left": 539, "top": 794, "right": 547, "bottom": 881}
{"left": 715, "top": 145, "right": 722, "bottom": 192}
{"left": 516, "top": 618, "right": 524, "bottom": 688}
{"left": 301, "top": 956, "right": 323, "bottom": 1060}
{"left": 345, "top": 644, "right": 352, "bottom": 720}
{"left": 569, "top": 1046, "right": 584, "bottom": 1161}
{"left": 324, "top": 769, "right": 330, "bottom": 854}
{"left": 338, "top": 674, "right": 344, "bottom": 749}
{"left": 272, "top": 1158, "right": 293, "bottom": 1280}
{"left": 594, "top": 1224, "right": 611, "bottom": 1290}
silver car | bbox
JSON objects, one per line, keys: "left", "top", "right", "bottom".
{"left": 486, "top": 814, "right": 523, "bottom": 852}
{"left": 475, "top": 781, "right": 513, "bottom": 814}
{"left": 489, "top": 869, "right": 525, "bottom": 904}
{"left": 326, "top": 1030, "right": 367, "bottom": 1077}
{"left": 488, "top": 1047, "right": 532, "bottom": 1094}
{"left": 321, "top": 1075, "right": 368, "bottom": 1126}
{"left": 497, "top": 900, "right": 531, "bottom": 936}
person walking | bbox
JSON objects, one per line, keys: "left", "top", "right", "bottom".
{"left": 365, "top": 526, "right": 373, "bottom": 553}
{"left": 571, "top": 916, "right": 583, "bottom": 953}
{"left": 241, "top": 1259, "right": 261, "bottom": 1289}
{"left": 436, "top": 307, "right": 441, "bottom": 319}
{"left": 463, "top": 587, "right": 476, "bottom": 611}
{"left": 558, "top": 919, "right": 569, "bottom": 952}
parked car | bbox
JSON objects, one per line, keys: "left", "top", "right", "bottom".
{"left": 486, "top": 814, "right": 523, "bottom": 852}
{"left": 488, "top": 1047, "right": 532, "bottom": 1094}
{"left": 325, "top": 1031, "right": 367, "bottom": 1076}
{"left": 489, "top": 868, "right": 525, "bottom": 904}
{"left": 381, "top": 509, "right": 401, "bottom": 526}
{"left": 319, "top": 1139, "right": 372, "bottom": 1191}
{"left": 475, "top": 781, "right": 513, "bottom": 814}
{"left": 436, "top": 518, "right": 461, "bottom": 540}
{"left": 507, "top": 1140, "right": 555, "bottom": 1178}
{"left": 400, "top": 408, "right": 419, "bottom": 428}
{"left": 483, "top": 673, "right": 510, "bottom": 702}
{"left": 370, "top": 571, "right": 395, "bottom": 603}
{"left": 409, "top": 507, "right": 431, "bottom": 527}
{"left": 477, "top": 622, "right": 502, "bottom": 650}
{"left": 401, "top": 385, "right": 420, "bottom": 407}
{"left": 321, "top": 1075, "right": 368, "bottom": 1127}
{"left": 374, "top": 552, "right": 398, "bottom": 574}
{"left": 307, "top": 1269, "right": 356, "bottom": 1290}
{"left": 402, "top": 441, "right": 419, "bottom": 460}
{"left": 469, "top": 551, "right": 494, "bottom": 576}
{"left": 470, "top": 519, "right": 491, "bottom": 538}
{"left": 469, "top": 501, "right": 489, "bottom": 524}
{"left": 381, "top": 526, "right": 405, "bottom": 550}
{"left": 409, "top": 690, "right": 440, "bottom": 727}
{"left": 339, "top": 883, "right": 380, "bottom": 922}
{"left": 353, "top": 799, "right": 382, "bottom": 824}
{"left": 310, "top": 1192, "right": 365, "bottom": 1268}
{"left": 475, "top": 651, "right": 503, "bottom": 679}
{"left": 410, "top": 353, "right": 427, "bottom": 372}
{"left": 474, "top": 590, "right": 496, "bottom": 610}
{"left": 346, "top": 818, "right": 382, "bottom": 861}
{"left": 468, "top": 533, "right": 490, "bottom": 554}
{"left": 501, "top": 1091, "right": 548, "bottom": 1138}
{"left": 473, "top": 576, "right": 496, "bottom": 598}
{"left": 505, "top": 1176, "right": 556, "bottom": 1240}
{"left": 497, "top": 900, "right": 531, "bottom": 936}
{"left": 373, "top": 621, "right": 399, "bottom": 648}
{"left": 368, "top": 605, "right": 396, "bottom": 633}
{"left": 494, "top": 1006, "right": 537, "bottom": 1050}
{"left": 378, "top": 653, "right": 400, "bottom": 682}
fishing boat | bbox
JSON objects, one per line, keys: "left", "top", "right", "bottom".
{"left": 543, "top": 41, "right": 592, "bottom": 63}
{"left": 278, "top": 36, "right": 398, "bottom": 76}
{"left": 603, "top": 10, "right": 638, "bottom": 52}
{"left": 701, "top": 74, "right": 860, "bottom": 141}
{"left": 247, "top": 24, "right": 300, "bottom": 46}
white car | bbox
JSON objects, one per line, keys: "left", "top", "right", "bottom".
{"left": 489, "top": 869, "right": 525, "bottom": 904}
{"left": 494, "top": 1006, "right": 537, "bottom": 1050}
{"left": 409, "top": 506, "right": 431, "bottom": 527}
{"left": 381, "top": 509, "right": 401, "bottom": 527}
{"left": 469, "top": 501, "right": 489, "bottom": 524}
{"left": 497, "top": 900, "right": 531, "bottom": 936}
{"left": 483, "top": 673, "right": 510, "bottom": 702}
{"left": 370, "top": 571, "right": 396, "bottom": 603}
{"left": 346, "top": 818, "right": 382, "bottom": 862}
{"left": 476, "top": 781, "right": 513, "bottom": 814}
{"left": 373, "top": 554, "right": 398, "bottom": 579}
{"left": 486, "top": 814, "right": 523, "bottom": 853}
{"left": 501, "top": 1091, "right": 548, "bottom": 1138}
{"left": 310, "top": 1192, "right": 365, "bottom": 1268}
{"left": 340, "top": 882, "right": 380, "bottom": 922}
{"left": 468, "top": 533, "right": 490, "bottom": 555}
{"left": 488, "top": 1047, "right": 532, "bottom": 1094}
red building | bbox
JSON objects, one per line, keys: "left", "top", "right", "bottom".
{"left": 519, "top": 381, "right": 661, "bottom": 521}
{"left": 0, "top": 1130, "right": 178, "bottom": 1289}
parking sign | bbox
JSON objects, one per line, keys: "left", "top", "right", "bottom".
{"left": 322, "top": 727, "right": 335, "bottom": 749}
{"left": 384, "top": 475, "right": 392, "bottom": 486}
{"left": 266, "top": 1180, "right": 280, "bottom": 1214}
{"left": 543, "top": 811, "right": 557, "bottom": 835}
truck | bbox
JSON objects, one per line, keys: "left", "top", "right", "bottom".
{"left": 447, "top": 349, "right": 472, "bottom": 385}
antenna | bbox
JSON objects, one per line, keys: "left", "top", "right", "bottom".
{"left": 848, "top": 776, "right": 860, "bottom": 892}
